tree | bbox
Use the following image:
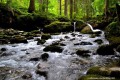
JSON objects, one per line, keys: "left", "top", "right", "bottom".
{"left": 104, "top": 0, "right": 109, "bottom": 18}
{"left": 70, "top": 0, "right": 73, "bottom": 19}
{"left": 64, "top": 0, "right": 68, "bottom": 16}
{"left": 28, "top": 0, "right": 35, "bottom": 13}
{"left": 59, "top": 0, "right": 62, "bottom": 15}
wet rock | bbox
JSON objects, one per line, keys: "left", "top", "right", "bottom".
{"left": 37, "top": 39, "right": 46, "bottom": 45}
{"left": 70, "top": 38, "right": 75, "bottom": 41}
{"left": 110, "top": 67, "right": 120, "bottom": 78}
{"left": 0, "top": 39, "right": 9, "bottom": 44}
{"left": 43, "top": 21, "right": 71, "bottom": 33}
{"left": 41, "top": 34, "right": 51, "bottom": 40}
{"left": 29, "top": 57, "right": 40, "bottom": 61}
{"left": 76, "top": 50, "right": 91, "bottom": 57}
{"left": 74, "top": 43, "right": 80, "bottom": 46}
{"left": 81, "top": 26, "right": 93, "bottom": 34}
{"left": 1, "top": 48, "right": 7, "bottom": 52}
{"left": 36, "top": 70, "right": 47, "bottom": 78}
{"left": 94, "top": 39, "right": 103, "bottom": 44}
{"left": 97, "top": 44, "right": 115, "bottom": 55}
{"left": 22, "top": 72, "right": 32, "bottom": 79}
{"left": 10, "top": 35, "right": 28, "bottom": 44}
{"left": 64, "top": 36, "right": 70, "bottom": 39}
{"left": 116, "top": 45, "right": 120, "bottom": 53}
{"left": 43, "top": 45, "right": 63, "bottom": 53}
{"left": 80, "top": 41, "right": 92, "bottom": 45}
{"left": 41, "top": 53, "right": 49, "bottom": 61}
{"left": 60, "top": 43, "right": 66, "bottom": 46}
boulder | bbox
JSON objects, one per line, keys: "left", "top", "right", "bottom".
{"left": 44, "top": 21, "right": 72, "bottom": 33}
{"left": 41, "top": 53, "right": 49, "bottom": 61}
{"left": 41, "top": 34, "right": 51, "bottom": 40}
{"left": 43, "top": 45, "right": 63, "bottom": 53}
{"left": 10, "top": 35, "right": 28, "bottom": 44}
{"left": 35, "top": 70, "right": 47, "bottom": 78}
{"left": 22, "top": 72, "right": 32, "bottom": 79}
{"left": 94, "top": 39, "right": 103, "bottom": 44}
{"left": 29, "top": 57, "right": 40, "bottom": 61}
{"left": 80, "top": 42, "right": 92, "bottom": 45}
{"left": 97, "top": 44, "right": 115, "bottom": 55}
{"left": 76, "top": 50, "right": 90, "bottom": 57}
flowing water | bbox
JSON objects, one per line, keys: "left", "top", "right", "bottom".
{"left": 0, "top": 24, "right": 118, "bottom": 80}
{"left": 0, "top": 31, "right": 114, "bottom": 80}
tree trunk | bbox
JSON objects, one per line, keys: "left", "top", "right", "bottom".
{"left": 64, "top": 0, "right": 68, "bottom": 16}
{"left": 105, "top": 0, "right": 109, "bottom": 18}
{"left": 46, "top": 0, "right": 48, "bottom": 13}
{"left": 70, "top": 0, "right": 73, "bottom": 19}
{"left": 116, "top": 3, "right": 120, "bottom": 22}
{"left": 59, "top": 0, "right": 62, "bottom": 15}
{"left": 28, "top": 0, "right": 35, "bottom": 13}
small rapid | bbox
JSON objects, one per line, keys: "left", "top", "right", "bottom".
{"left": 0, "top": 30, "right": 113, "bottom": 80}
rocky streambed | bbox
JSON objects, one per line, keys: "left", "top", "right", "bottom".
{"left": 0, "top": 29, "right": 119, "bottom": 80}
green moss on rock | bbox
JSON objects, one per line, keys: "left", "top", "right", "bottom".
{"left": 44, "top": 21, "right": 72, "bottom": 33}
{"left": 43, "top": 45, "right": 63, "bottom": 53}
{"left": 105, "top": 22, "right": 120, "bottom": 37}
{"left": 41, "top": 34, "right": 51, "bottom": 40}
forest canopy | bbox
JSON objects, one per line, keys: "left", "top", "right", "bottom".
{"left": 0, "top": 0, "right": 120, "bottom": 19}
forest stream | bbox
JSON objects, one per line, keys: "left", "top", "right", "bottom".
{"left": 0, "top": 27, "right": 119, "bottom": 80}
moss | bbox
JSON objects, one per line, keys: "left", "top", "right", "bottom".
{"left": 105, "top": 22, "right": 120, "bottom": 37}
{"left": 41, "top": 34, "right": 51, "bottom": 40}
{"left": 76, "top": 49, "right": 90, "bottom": 57}
{"left": 44, "top": 21, "right": 72, "bottom": 33}
{"left": 78, "top": 74, "right": 111, "bottom": 80}
{"left": 37, "top": 39, "right": 46, "bottom": 45}
{"left": 107, "top": 36, "right": 120, "bottom": 45}
{"left": 80, "top": 26, "right": 93, "bottom": 34}
{"left": 87, "top": 66, "right": 110, "bottom": 76}
{"left": 43, "top": 45, "right": 63, "bottom": 53}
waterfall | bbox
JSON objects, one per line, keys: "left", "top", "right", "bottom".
{"left": 73, "top": 22, "right": 76, "bottom": 32}
{"left": 85, "top": 23, "right": 101, "bottom": 33}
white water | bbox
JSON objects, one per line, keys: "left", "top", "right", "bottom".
{"left": 73, "top": 22, "right": 76, "bottom": 32}
{"left": 0, "top": 30, "right": 114, "bottom": 80}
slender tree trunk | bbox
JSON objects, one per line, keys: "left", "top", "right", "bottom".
{"left": 70, "top": 0, "right": 73, "bottom": 19}
{"left": 116, "top": 3, "right": 120, "bottom": 22}
{"left": 64, "top": 0, "right": 68, "bottom": 16}
{"left": 105, "top": 0, "right": 109, "bottom": 18}
{"left": 46, "top": 0, "right": 48, "bottom": 13}
{"left": 28, "top": 0, "right": 35, "bottom": 13}
{"left": 59, "top": 0, "right": 62, "bottom": 15}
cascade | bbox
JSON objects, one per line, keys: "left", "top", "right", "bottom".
{"left": 73, "top": 22, "right": 76, "bottom": 32}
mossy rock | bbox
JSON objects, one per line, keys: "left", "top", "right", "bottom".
{"left": 81, "top": 26, "right": 92, "bottom": 34}
{"left": 107, "top": 36, "right": 120, "bottom": 45}
{"left": 78, "top": 74, "right": 112, "bottom": 80}
{"left": 43, "top": 45, "right": 63, "bottom": 53}
{"left": 44, "top": 21, "right": 72, "bottom": 33}
{"left": 87, "top": 66, "right": 111, "bottom": 76}
{"left": 94, "top": 39, "right": 103, "bottom": 44}
{"left": 37, "top": 39, "right": 46, "bottom": 45}
{"left": 116, "top": 45, "right": 120, "bottom": 52}
{"left": 41, "top": 34, "right": 51, "bottom": 40}
{"left": 76, "top": 49, "right": 90, "bottom": 57}
{"left": 105, "top": 22, "right": 120, "bottom": 37}
{"left": 97, "top": 44, "right": 115, "bottom": 55}
{"left": 10, "top": 35, "right": 28, "bottom": 44}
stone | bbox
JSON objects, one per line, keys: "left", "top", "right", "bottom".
{"left": 80, "top": 41, "right": 92, "bottom": 45}
{"left": 41, "top": 53, "right": 49, "bottom": 61}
